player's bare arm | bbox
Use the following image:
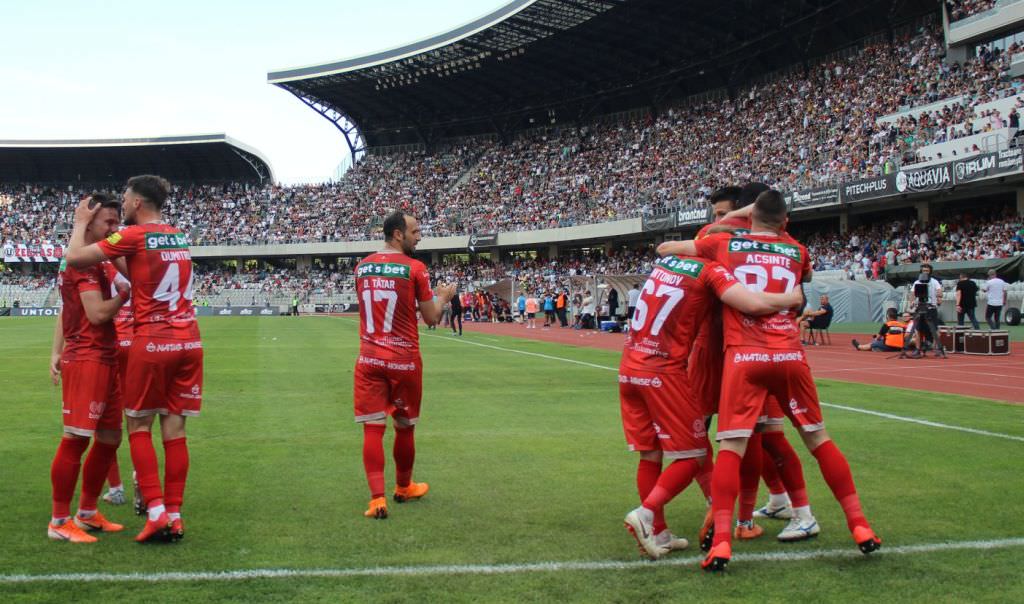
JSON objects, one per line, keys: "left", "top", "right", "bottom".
{"left": 655, "top": 240, "right": 697, "bottom": 257}
{"left": 79, "top": 286, "right": 130, "bottom": 326}
{"left": 719, "top": 283, "right": 804, "bottom": 316}
{"left": 419, "top": 284, "right": 456, "bottom": 326}
{"left": 722, "top": 203, "right": 755, "bottom": 221}
{"left": 66, "top": 197, "right": 111, "bottom": 269}
{"left": 49, "top": 312, "right": 64, "bottom": 385}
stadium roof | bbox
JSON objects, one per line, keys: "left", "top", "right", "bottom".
{"left": 269, "top": 0, "right": 935, "bottom": 150}
{"left": 0, "top": 134, "right": 274, "bottom": 184}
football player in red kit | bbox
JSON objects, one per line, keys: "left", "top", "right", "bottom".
{"left": 354, "top": 210, "right": 456, "bottom": 519}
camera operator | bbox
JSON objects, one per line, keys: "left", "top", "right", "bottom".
{"left": 911, "top": 264, "right": 942, "bottom": 353}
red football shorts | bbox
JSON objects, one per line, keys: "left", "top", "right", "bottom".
{"left": 115, "top": 339, "right": 131, "bottom": 401}
{"left": 717, "top": 347, "right": 825, "bottom": 440}
{"left": 122, "top": 337, "right": 204, "bottom": 417}
{"left": 762, "top": 395, "right": 786, "bottom": 426}
{"left": 688, "top": 337, "right": 724, "bottom": 418}
{"left": 618, "top": 367, "right": 709, "bottom": 459}
{"left": 353, "top": 355, "right": 423, "bottom": 427}
{"left": 61, "top": 359, "right": 121, "bottom": 437}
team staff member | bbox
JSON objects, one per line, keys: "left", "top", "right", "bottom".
{"left": 354, "top": 210, "right": 455, "bottom": 519}
{"left": 955, "top": 273, "right": 980, "bottom": 329}
{"left": 983, "top": 269, "right": 1008, "bottom": 329}
{"left": 450, "top": 287, "right": 463, "bottom": 336}
{"left": 67, "top": 175, "right": 203, "bottom": 543}
{"left": 47, "top": 194, "right": 129, "bottom": 543}
{"left": 851, "top": 309, "right": 907, "bottom": 352}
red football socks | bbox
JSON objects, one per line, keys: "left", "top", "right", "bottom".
{"left": 643, "top": 458, "right": 700, "bottom": 514}
{"left": 636, "top": 458, "right": 666, "bottom": 532}
{"left": 362, "top": 424, "right": 386, "bottom": 498}
{"left": 695, "top": 442, "right": 714, "bottom": 501}
{"left": 106, "top": 457, "right": 123, "bottom": 489}
{"left": 811, "top": 440, "right": 869, "bottom": 531}
{"left": 78, "top": 440, "right": 119, "bottom": 512}
{"left": 393, "top": 427, "right": 416, "bottom": 488}
{"left": 737, "top": 434, "right": 762, "bottom": 523}
{"left": 710, "top": 449, "right": 742, "bottom": 547}
{"left": 760, "top": 444, "right": 786, "bottom": 494}
{"left": 163, "top": 437, "right": 189, "bottom": 514}
{"left": 762, "top": 431, "right": 809, "bottom": 507}
{"left": 51, "top": 437, "right": 89, "bottom": 518}
{"left": 129, "top": 431, "right": 164, "bottom": 508}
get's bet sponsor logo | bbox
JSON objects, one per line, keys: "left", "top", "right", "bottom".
{"left": 145, "top": 232, "right": 189, "bottom": 250}
{"left": 727, "top": 238, "right": 802, "bottom": 261}
{"left": 657, "top": 256, "right": 704, "bottom": 279}
{"left": 357, "top": 262, "right": 411, "bottom": 279}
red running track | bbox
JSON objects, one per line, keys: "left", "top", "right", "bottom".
{"left": 451, "top": 322, "right": 1024, "bottom": 404}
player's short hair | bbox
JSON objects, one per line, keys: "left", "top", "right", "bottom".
{"left": 751, "top": 189, "right": 787, "bottom": 228}
{"left": 737, "top": 182, "right": 770, "bottom": 208}
{"left": 382, "top": 210, "right": 410, "bottom": 242}
{"left": 89, "top": 192, "right": 121, "bottom": 212}
{"left": 709, "top": 186, "right": 742, "bottom": 206}
{"left": 126, "top": 175, "right": 171, "bottom": 209}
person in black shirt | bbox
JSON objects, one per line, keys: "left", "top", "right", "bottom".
{"left": 450, "top": 289, "right": 463, "bottom": 336}
{"left": 955, "top": 272, "right": 980, "bottom": 329}
{"left": 799, "top": 295, "right": 834, "bottom": 344}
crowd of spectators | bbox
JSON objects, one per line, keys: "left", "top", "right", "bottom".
{"left": 799, "top": 207, "right": 1024, "bottom": 275}
{"left": 946, "top": 1, "right": 998, "bottom": 23}
{"left": 3, "top": 22, "right": 1023, "bottom": 246}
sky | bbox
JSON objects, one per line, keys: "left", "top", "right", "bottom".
{"left": 0, "top": 0, "right": 508, "bottom": 184}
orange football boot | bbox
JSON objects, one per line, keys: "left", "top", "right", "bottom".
{"left": 853, "top": 525, "right": 882, "bottom": 554}
{"left": 701, "top": 541, "right": 732, "bottom": 572}
{"left": 698, "top": 508, "right": 714, "bottom": 552}
{"left": 393, "top": 482, "right": 429, "bottom": 503}
{"left": 135, "top": 511, "right": 172, "bottom": 543}
{"left": 48, "top": 519, "right": 98, "bottom": 543}
{"left": 364, "top": 497, "right": 388, "bottom": 519}
{"left": 733, "top": 521, "right": 764, "bottom": 540}
{"left": 75, "top": 511, "right": 124, "bottom": 532}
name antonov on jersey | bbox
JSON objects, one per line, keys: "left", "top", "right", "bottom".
{"left": 734, "top": 351, "right": 804, "bottom": 363}
{"left": 727, "top": 239, "right": 801, "bottom": 261}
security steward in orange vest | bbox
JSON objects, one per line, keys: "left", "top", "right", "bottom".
{"left": 851, "top": 308, "right": 907, "bottom": 352}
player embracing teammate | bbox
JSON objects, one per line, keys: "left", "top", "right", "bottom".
{"left": 67, "top": 175, "right": 202, "bottom": 543}
{"left": 353, "top": 210, "right": 455, "bottom": 519}
{"left": 47, "top": 194, "right": 131, "bottom": 542}
{"left": 620, "top": 244, "right": 804, "bottom": 558}
{"left": 657, "top": 189, "right": 881, "bottom": 571}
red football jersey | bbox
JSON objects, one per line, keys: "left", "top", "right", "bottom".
{"left": 696, "top": 216, "right": 752, "bottom": 240}
{"left": 355, "top": 252, "right": 434, "bottom": 360}
{"left": 96, "top": 224, "right": 199, "bottom": 340}
{"left": 621, "top": 255, "right": 736, "bottom": 372}
{"left": 58, "top": 260, "right": 117, "bottom": 363}
{"left": 694, "top": 232, "right": 811, "bottom": 349}
{"left": 103, "top": 262, "right": 135, "bottom": 342}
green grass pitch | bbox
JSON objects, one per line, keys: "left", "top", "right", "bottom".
{"left": 1, "top": 316, "right": 1023, "bottom": 602}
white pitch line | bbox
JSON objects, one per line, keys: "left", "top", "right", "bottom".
{"left": 3, "top": 538, "right": 1023, "bottom": 584}
{"left": 820, "top": 403, "right": 1024, "bottom": 443}
{"left": 419, "top": 328, "right": 1024, "bottom": 443}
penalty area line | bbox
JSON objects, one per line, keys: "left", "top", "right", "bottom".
{"left": 4, "top": 538, "right": 1024, "bottom": 583}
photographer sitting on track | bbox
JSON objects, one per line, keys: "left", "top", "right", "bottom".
{"left": 851, "top": 309, "right": 909, "bottom": 352}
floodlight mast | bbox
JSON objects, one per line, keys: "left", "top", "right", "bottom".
{"left": 284, "top": 87, "right": 367, "bottom": 163}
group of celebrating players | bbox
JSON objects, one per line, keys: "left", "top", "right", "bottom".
{"left": 47, "top": 176, "right": 201, "bottom": 544}
{"left": 619, "top": 183, "right": 881, "bottom": 571}
{"left": 45, "top": 175, "right": 880, "bottom": 573}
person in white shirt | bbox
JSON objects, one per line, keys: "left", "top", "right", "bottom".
{"left": 982, "top": 269, "right": 1008, "bottom": 330}
{"left": 626, "top": 284, "right": 641, "bottom": 322}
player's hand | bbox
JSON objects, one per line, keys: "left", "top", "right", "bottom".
{"left": 435, "top": 283, "right": 457, "bottom": 302}
{"left": 114, "top": 279, "right": 132, "bottom": 301}
{"left": 50, "top": 353, "right": 62, "bottom": 385}
{"left": 73, "top": 196, "right": 100, "bottom": 227}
